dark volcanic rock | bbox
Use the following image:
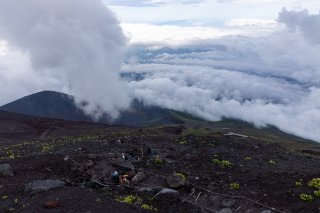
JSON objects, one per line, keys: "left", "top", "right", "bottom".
{"left": 221, "top": 199, "right": 236, "bottom": 208}
{"left": 43, "top": 200, "right": 60, "bottom": 209}
{"left": 112, "top": 160, "right": 134, "bottom": 171}
{"left": 167, "top": 174, "right": 186, "bottom": 189}
{"left": 25, "top": 179, "right": 65, "bottom": 194}
{"left": 137, "top": 187, "right": 163, "bottom": 193}
{"left": 260, "top": 211, "right": 272, "bottom": 213}
{"left": 157, "top": 188, "right": 179, "bottom": 196}
{"left": 0, "top": 164, "right": 14, "bottom": 176}
{"left": 132, "top": 172, "right": 146, "bottom": 184}
{"left": 219, "top": 208, "right": 233, "bottom": 213}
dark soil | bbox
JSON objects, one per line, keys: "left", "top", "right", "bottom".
{"left": 1, "top": 111, "right": 320, "bottom": 213}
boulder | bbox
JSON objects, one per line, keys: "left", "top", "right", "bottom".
{"left": 157, "top": 188, "right": 179, "bottom": 195}
{"left": 167, "top": 174, "right": 186, "bottom": 189}
{"left": 219, "top": 208, "right": 233, "bottom": 213}
{"left": 25, "top": 179, "right": 65, "bottom": 194}
{"left": 153, "top": 188, "right": 179, "bottom": 198}
{"left": 0, "top": 164, "right": 14, "bottom": 177}
{"left": 137, "top": 187, "right": 163, "bottom": 193}
{"left": 221, "top": 199, "right": 236, "bottom": 208}
{"left": 43, "top": 200, "right": 60, "bottom": 209}
{"left": 112, "top": 160, "right": 134, "bottom": 171}
{"left": 85, "top": 160, "right": 94, "bottom": 168}
{"left": 132, "top": 172, "right": 146, "bottom": 184}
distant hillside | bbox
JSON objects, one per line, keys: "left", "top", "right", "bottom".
{"left": 0, "top": 91, "right": 91, "bottom": 122}
{"left": 2, "top": 91, "right": 317, "bottom": 146}
{"left": 0, "top": 91, "right": 183, "bottom": 126}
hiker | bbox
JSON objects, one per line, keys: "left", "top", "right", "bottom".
{"left": 111, "top": 171, "right": 120, "bottom": 184}
{"left": 120, "top": 174, "right": 129, "bottom": 184}
{"left": 122, "top": 153, "right": 128, "bottom": 160}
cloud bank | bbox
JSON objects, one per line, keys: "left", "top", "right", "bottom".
{"left": 124, "top": 9, "right": 320, "bottom": 142}
{"left": 0, "top": 2, "right": 319, "bottom": 142}
{"left": 0, "top": 0, "right": 130, "bottom": 118}
{"left": 104, "top": 0, "right": 204, "bottom": 7}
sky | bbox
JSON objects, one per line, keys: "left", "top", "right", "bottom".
{"left": 0, "top": 0, "right": 319, "bottom": 142}
{"left": 104, "top": 0, "right": 320, "bottom": 44}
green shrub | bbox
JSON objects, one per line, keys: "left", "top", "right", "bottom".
{"left": 220, "top": 160, "right": 232, "bottom": 168}
{"left": 212, "top": 158, "right": 232, "bottom": 168}
{"left": 230, "top": 182, "right": 240, "bottom": 190}
{"left": 244, "top": 157, "right": 252, "bottom": 161}
{"left": 116, "top": 195, "right": 142, "bottom": 205}
{"left": 141, "top": 204, "right": 158, "bottom": 211}
{"left": 212, "top": 158, "right": 220, "bottom": 164}
{"left": 179, "top": 140, "right": 188, "bottom": 145}
{"left": 117, "top": 195, "right": 158, "bottom": 211}
{"left": 308, "top": 178, "right": 320, "bottom": 189}
{"left": 41, "top": 143, "right": 54, "bottom": 153}
{"left": 154, "top": 157, "right": 163, "bottom": 164}
{"left": 299, "top": 193, "right": 314, "bottom": 202}
{"left": 174, "top": 173, "right": 186, "bottom": 181}
{"left": 314, "top": 190, "right": 320, "bottom": 197}
{"left": 268, "top": 160, "right": 276, "bottom": 165}
{"left": 295, "top": 181, "right": 303, "bottom": 187}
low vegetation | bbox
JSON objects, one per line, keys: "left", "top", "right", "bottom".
{"left": 314, "top": 190, "right": 320, "bottom": 197}
{"left": 174, "top": 172, "right": 186, "bottom": 181}
{"left": 230, "top": 182, "right": 240, "bottom": 190}
{"left": 154, "top": 157, "right": 164, "bottom": 164}
{"left": 179, "top": 140, "right": 188, "bottom": 145}
{"left": 308, "top": 178, "right": 320, "bottom": 189}
{"left": 116, "top": 195, "right": 142, "bottom": 205}
{"left": 268, "top": 160, "right": 276, "bottom": 165}
{"left": 212, "top": 158, "right": 232, "bottom": 168}
{"left": 299, "top": 193, "right": 314, "bottom": 202}
{"left": 295, "top": 180, "right": 303, "bottom": 187}
{"left": 116, "top": 195, "right": 157, "bottom": 211}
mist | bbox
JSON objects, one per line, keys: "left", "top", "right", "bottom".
{"left": 124, "top": 9, "right": 320, "bottom": 142}
{"left": 0, "top": 0, "right": 131, "bottom": 119}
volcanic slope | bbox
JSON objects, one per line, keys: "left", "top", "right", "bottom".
{"left": 0, "top": 111, "right": 320, "bottom": 212}
{"left": 0, "top": 91, "right": 182, "bottom": 126}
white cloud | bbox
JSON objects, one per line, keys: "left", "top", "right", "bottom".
{"left": 104, "top": 0, "right": 204, "bottom": 7}
{"left": 223, "top": 0, "right": 278, "bottom": 5}
{"left": 121, "top": 23, "right": 244, "bottom": 45}
{"left": 278, "top": 8, "right": 320, "bottom": 44}
{"left": 0, "top": 46, "right": 63, "bottom": 104}
{"left": 225, "top": 18, "right": 277, "bottom": 27}
{"left": 126, "top": 63, "right": 320, "bottom": 141}
{"left": 0, "top": 40, "right": 7, "bottom": 56}
{"left": 123, "top": 8, "right": 320, "bottom": 142}
{"left": 0, "top": 0, "right": 131, "bottom": 119}
{"left": 108, "top": 0, "right": 320, "bottom": 27}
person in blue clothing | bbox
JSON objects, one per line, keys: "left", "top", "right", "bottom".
{"left": 111, "top": 171, "right": 120, "bottom": 184}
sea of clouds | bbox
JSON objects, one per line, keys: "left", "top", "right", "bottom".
{"left": 124, "top": 8, "right": 320, "bottom": 141}
{"left": 0, "top": 1, "right": 319, "bottom": 142}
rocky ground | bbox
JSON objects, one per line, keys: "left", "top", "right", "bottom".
{"left": 1, "top": 112, "right": 320, "bottom": 213}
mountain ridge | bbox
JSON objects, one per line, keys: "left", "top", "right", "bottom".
{"left": 0, "top": 90, "right": 183, "bottom": 127}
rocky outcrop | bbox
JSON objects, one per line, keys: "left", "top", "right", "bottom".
{"left": 25, "top": 179, "right": 65, "bottom": 194}
{"left": 0, "top": 164, "right": 14, "bottom": 176}
{"left": 167, "top": 174, "right": 186, "bottom": 189}
{"left": 132, "top": 172, "right": 146, "bottom": 184}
